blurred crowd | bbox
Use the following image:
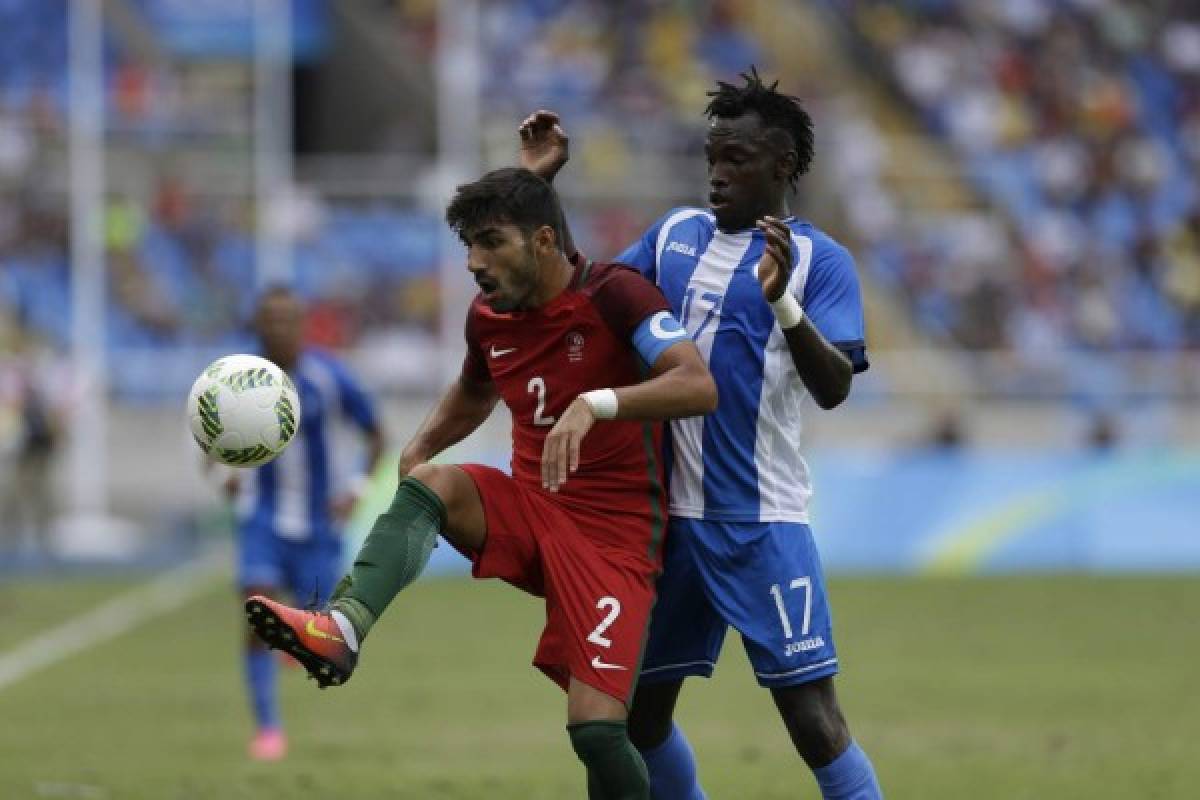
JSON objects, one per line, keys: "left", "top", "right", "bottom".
{"left": 3, "top": 0, "right": 765, "bottom": 367}
{"left": 392, "top": 0, "right": 761, "bottom": 144}
{"left": 389, "top": 0, "right": 767, "bottom": 258}
{"left": 834, "top": 0, "right": 1200, "bottom": 353}
{"left": 1, "top": 183, "right": 442, "bottom": 351}
{"left": 2, "top": 0, "right": 1198, "bottom": 400}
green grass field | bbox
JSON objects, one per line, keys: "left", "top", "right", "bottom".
{"left": 0, "top": 572, "right": 1196, "bottom": 799}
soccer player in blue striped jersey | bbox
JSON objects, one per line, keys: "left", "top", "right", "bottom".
{"left": 228, "top": 285, "right": 384, "bottom": 760}
{"left": 520, "top": 69, "right": 883, "bottom": 799}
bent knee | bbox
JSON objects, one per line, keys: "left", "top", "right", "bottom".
{"left": 404, "top": 463, "right": 485, "bottom": 550}
{"left": 406, "top": 462, "right": 446, "bottom": 489}
{"left": 406, "top": 463, "right": 463, "bottom": 506}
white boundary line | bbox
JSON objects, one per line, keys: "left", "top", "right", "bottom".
{"left": 0, "top": 545, "right": 229, "bottom": 693}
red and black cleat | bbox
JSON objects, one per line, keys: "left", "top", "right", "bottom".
{"left": 245, "top": 596, "right": 357, "bottom": 689}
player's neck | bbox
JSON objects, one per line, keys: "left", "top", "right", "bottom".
{"left": 719, "top": 200, "right": 792, "bottom": 234}
{"left": 528, "top": 253, "right": 574, "bottom": 308}
{"left": 762, "top": 199, "right": 792, "bottom": 224}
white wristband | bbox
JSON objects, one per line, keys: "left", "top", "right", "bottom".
{"left": 581, "top": 388, "right": 618, "bottom": 420}
{"left": 770, "top": 292, "right": 805, "bottom": 329}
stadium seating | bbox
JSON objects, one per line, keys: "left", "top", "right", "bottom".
{"left": 4, "top": 0, "right": 1195, "bottom": 382}
{"left": 828, "top": 0, "right": 1200, "bottom": 350}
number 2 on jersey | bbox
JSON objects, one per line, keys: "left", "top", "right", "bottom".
{"left": 527, "top": 376, "right": 556, "bottom": 426}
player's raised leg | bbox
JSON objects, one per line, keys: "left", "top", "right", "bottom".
{"left": 245, "top": 462, "right": 486, "bottom": 687}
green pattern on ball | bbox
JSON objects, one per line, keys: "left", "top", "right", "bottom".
{"left": 191, "top": 433, "right": 211, "bottom": 455}
{"left": 275, "top": 393, "right": 297, "bottom": 444}
{"left": 204, "top": 360, "right": 226, "bottom": 380}
{"left": 218, "top": 444, "right": 274, "bottom": 466}
{"left": 222, "top": 368, "right": 276, "bottom": 392}
{"left": 197, "top": 386, "right": 222, "bottom": 441}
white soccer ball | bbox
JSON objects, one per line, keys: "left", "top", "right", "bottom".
{"left": 186, "top": 354, "right": 300, "bottom": 468}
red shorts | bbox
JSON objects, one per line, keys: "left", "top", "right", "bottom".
{"left": 458, "top": 464, "right": 660, "bottom": 704}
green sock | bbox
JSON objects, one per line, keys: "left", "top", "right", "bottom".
{"left": 568, "top": 721, "right": 650, "bottom": 800}
{"left": 330, "top": 477, "right": 446, "bottom": 643}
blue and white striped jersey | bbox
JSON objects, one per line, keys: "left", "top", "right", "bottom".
{"left": 236, "top": 348, "right": 379, "bottom": 541}
{"left": 617, "top": 208, "right": 868, "bottom": 523}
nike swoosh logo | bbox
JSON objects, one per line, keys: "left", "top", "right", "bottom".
{"left": 591, "top": 656, "right": 628, "bottom": 671}
{"left": 490, "top": 346, "right": 517, "bottom": 358}
{"left": 305, "top": 618, "right": 343, "bottom": 642}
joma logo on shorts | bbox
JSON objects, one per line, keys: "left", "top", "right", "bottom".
{"left": 784, "top": 636, "right": 825, "bottom": 657}
{"left": 665, "top": 241, "right": 697, "bottom": 257}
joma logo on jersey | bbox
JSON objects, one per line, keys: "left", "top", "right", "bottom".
{"left": 566, "top": 331, "right": 585, "bottom": 362}
{"left": 784, "top": 636, "right": 825, "bottom": 657}
{"left": 665, "top": 241, "right": 697, "bottom": 257}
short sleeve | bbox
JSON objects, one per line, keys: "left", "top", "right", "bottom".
{"left": 614, "top": 207, "right": 689, "bottom": 284}
{"left": 462, "top": 303, "right": 491, "bottom": 383}
{"left": 799, "top": 242, "right": 869, "bottom": 373}
{"left": 588, "top": 264, "right": 672, "bottom": 344}
{"left": 631, "top": 311, "right": 688, "bottom": 366}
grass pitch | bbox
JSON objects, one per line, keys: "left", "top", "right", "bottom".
{"left": 0, "top": 572, "right": 1196, "bottom": 798}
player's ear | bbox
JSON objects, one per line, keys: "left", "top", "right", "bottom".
{"left": 533, "top": 224, "right": 557, "bottom": 255}
{"left": 775, "top": 148, "right": 798, "bottom": 183}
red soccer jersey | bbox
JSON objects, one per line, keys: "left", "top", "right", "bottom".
{"left": 463, "top": 259, "right": 670, "bottom": 563}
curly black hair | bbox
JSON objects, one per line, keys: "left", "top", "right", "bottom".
{"left": 705, "top": 67, "right": 814, "bottom": 185}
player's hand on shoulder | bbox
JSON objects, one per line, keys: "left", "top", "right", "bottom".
{"left": 518, "top": 109, "right": 569, "bottom": 182}
{"left": 541, "top": 395, "right": 595, "bottom": 493}
{"left": 755, "top": 215, "right": 794, "bottom": 302}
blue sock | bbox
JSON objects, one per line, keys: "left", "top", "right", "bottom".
{"left": 244, "top": 647, "right": 279, "bottom": 730}
{"left": 639, "top": 723, "right": 707, "bottom": 800}
{"left": 813, "top": 740, "right": 882, "bottom": 800}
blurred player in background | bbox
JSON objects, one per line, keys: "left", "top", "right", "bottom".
{"left": 520, "top": 69, "right": 883, "bottom": 799}
{"left": 245, "top": 168, "right": 716, "bottom": 798}
{"left": 227, "top": 285, "right": 384, "bottom": 760}
{"left": 0, "top": 314, "right": 64, "bottom": 560}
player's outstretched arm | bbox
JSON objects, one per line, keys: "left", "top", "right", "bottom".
{"left": 540, "top": 340, "right": 715, "bottom": 492}
{"left": 518, "top": 109, "right": 576, "bottom": 259}
{"left": 396, "top": 372, "right": 498, "bottom": 478}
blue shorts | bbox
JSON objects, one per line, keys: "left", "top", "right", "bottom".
{"left": 639, "top": 518, "right": 839, "bottom": 688}
{"left": 237, "top": 527, "right": 342, "bottom": 605}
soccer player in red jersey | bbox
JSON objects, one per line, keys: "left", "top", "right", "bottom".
{"left": 246, "top": 167, "right": 716, "bottom": 797}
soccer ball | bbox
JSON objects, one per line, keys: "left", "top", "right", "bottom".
{"left": 187, "top": 354, "right": 300, "bottom": 468}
